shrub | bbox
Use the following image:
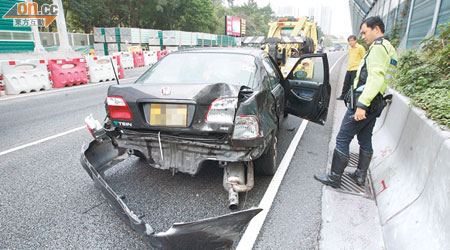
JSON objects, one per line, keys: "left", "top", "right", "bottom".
{"left": 390, "top": 22, "right": 450, "bottom": 129}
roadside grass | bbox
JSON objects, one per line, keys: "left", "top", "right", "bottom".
{"left": 390, "top": 22, "right": 450, "bottom": 129}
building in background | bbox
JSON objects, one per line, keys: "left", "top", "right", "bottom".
{"left": 274, "top": 4, "right": 332, "bottom": 35}
{"left": 309, "top": 6, "right": 332, "bottom": 35}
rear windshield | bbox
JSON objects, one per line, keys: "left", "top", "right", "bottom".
{"left": 135, "top": 52, "right": 257, "bottom": 87}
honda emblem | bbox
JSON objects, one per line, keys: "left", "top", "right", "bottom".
{"left": 162, "top": 87, "right": 171, "bottom": 95}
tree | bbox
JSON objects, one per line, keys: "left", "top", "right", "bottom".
{"left": 175, "top": 0, "right": 216, "bottom": 32}
{"left": 316, "top": 25, "right": 324, "bottom": 39}
{"left": 230, "top": 1, "right": 274, "bottom": 36}
{"left": 41, "top": 0, "right": 274, "bottom": 36}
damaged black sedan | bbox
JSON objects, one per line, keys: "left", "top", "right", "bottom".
{"left": 81, "top": 48, "right": 330, "bottom": 249}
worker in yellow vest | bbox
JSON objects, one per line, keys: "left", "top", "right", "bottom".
{"left": 336, "top": 35, "right": 366, "bottom": 100}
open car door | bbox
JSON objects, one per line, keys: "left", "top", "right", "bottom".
{"left": 283, "top": 53, "right": 331, "bottom": 125}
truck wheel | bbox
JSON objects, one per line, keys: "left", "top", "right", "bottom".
{"left": 254, "top": 134, "right": 278, "bottom": 176}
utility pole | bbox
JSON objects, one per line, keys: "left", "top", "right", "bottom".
{"left": 27, "top": 0, "right": 45, "bottom": 52}
{"left": 52, "top": 0, "right": 73, "bottom": 52}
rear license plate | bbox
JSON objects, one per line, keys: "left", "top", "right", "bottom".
{"left": 150, "top": 103, "right": 187, "bottom": 127}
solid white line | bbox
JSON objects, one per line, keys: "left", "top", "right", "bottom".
{"left": 236, "top": 53, "right": 347, "bottom": 250}
{"left": 0, "top": 76, "right": 139, "bottom": 102}
{"left": 237, "top": 120, "right": 309, "bottom": 250}
{"left": 331, "top": 52, "right": 347, "bottom": 72}
{"left": 0, "top": 125, "right": 86, "bottom": 156}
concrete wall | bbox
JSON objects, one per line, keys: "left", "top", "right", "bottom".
{"left": 370, "top": 89, "right": 450, "bottom": 250}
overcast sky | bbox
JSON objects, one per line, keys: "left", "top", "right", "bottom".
{"left": 233, "top": 0, "right": 353, "bottom": 38}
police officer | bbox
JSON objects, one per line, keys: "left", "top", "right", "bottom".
{"left": 314, "top": 16, "right": 398, "bottom": 187}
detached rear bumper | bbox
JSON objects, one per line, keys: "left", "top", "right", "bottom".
{"left": 80, "top": 137, "right": 262, "bottom": 249}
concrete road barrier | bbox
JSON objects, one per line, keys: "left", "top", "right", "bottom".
{"left": 369, "top": 89, "right": 450, "bottom": 249}
{"left": 382, "top": 139, "right": 450, "bottom": 250}
{"left": 371, "top": 90, "right": 411, "bottom": 169}
{"left": 373, "top": 104, "right": 448, "bottom": 224}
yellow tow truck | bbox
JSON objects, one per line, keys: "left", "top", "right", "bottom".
{"left": 243, "top": 16, "right": 319, "bottom": 77}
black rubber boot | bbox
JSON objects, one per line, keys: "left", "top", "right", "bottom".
{"left": 314, "top": 149, "right": 349, "bottom": 188}
{"left": 349, "top": 149, "right": 373, "bottom": 186}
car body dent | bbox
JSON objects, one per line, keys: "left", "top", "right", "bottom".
{"left": 80, "top": 48, "right": 330, "bottom": 248}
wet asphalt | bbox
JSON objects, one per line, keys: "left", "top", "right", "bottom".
{"left": 0, "top": 51, "right": 346, "bottom": 249}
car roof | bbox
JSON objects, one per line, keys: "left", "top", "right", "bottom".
{"left": 169, "top": 47, "right": 266, "bottom": 58}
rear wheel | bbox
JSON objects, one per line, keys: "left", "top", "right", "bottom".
{"left": 254, "top": 132, "right": 278, "bottom": 176}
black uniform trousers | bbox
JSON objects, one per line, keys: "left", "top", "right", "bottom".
{"left": 340, "top": 70, "right": 357, "bottom": 96}
{"left": 335, "top": 107, "right": 378, "bottom": 156}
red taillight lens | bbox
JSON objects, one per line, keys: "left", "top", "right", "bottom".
{"left": 205, "top": 98, "right": 237, "bottom": 124}
{"left": 107, "top": 96, "right": 133, "bottom": 120}
{"left": 232, "top": 115, "right": 260, "bottom": 139}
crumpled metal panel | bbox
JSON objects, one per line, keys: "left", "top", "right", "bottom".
{"left": 117, "top": 133, "right": 260, "bottom": 175}
{"left": 80, "top": 137, "right": 262, "bottom": 249}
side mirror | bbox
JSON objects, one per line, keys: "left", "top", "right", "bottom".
{"left": 294, "top": 71, "right": 307, "bottom": 80}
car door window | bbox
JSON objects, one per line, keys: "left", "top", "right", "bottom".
{"left": 262, "top": 57, "right": 280, "bottom": 90}
{"left": 293, "top": 57, "right": 324, "bottom": 83}
{"left": 285, "top": 54, "right": 331, "bottom": 125}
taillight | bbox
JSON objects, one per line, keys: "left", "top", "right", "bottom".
{"left": 84, "top": 114, "right": 103, "bottom": 139}
{"left": 205, "top": 98, "right": 237, "bottom": 124}
{"left": 232, "top": 115, "right": 260, "bottom": 139}
{"left": 107, "top": 96, "right": 133, "bottom": 120}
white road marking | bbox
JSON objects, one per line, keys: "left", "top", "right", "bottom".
{"left": 0, "top": 76, "right": 139, "bottom": 102}
{"left": 0, "top": 73, "right": 144, "bottom": 154}
{"left": 236, "top": 120, "right": 308, "bottom": 250}
{"left": 236, "top": 53, "right": 347, "bottom": 250}
{"left": 0, "top": 126, "right": 86, "bottom": 156}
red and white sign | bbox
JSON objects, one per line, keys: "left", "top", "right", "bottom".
{"left": 225, "top": 15, "right": 241, "bottom": 36}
